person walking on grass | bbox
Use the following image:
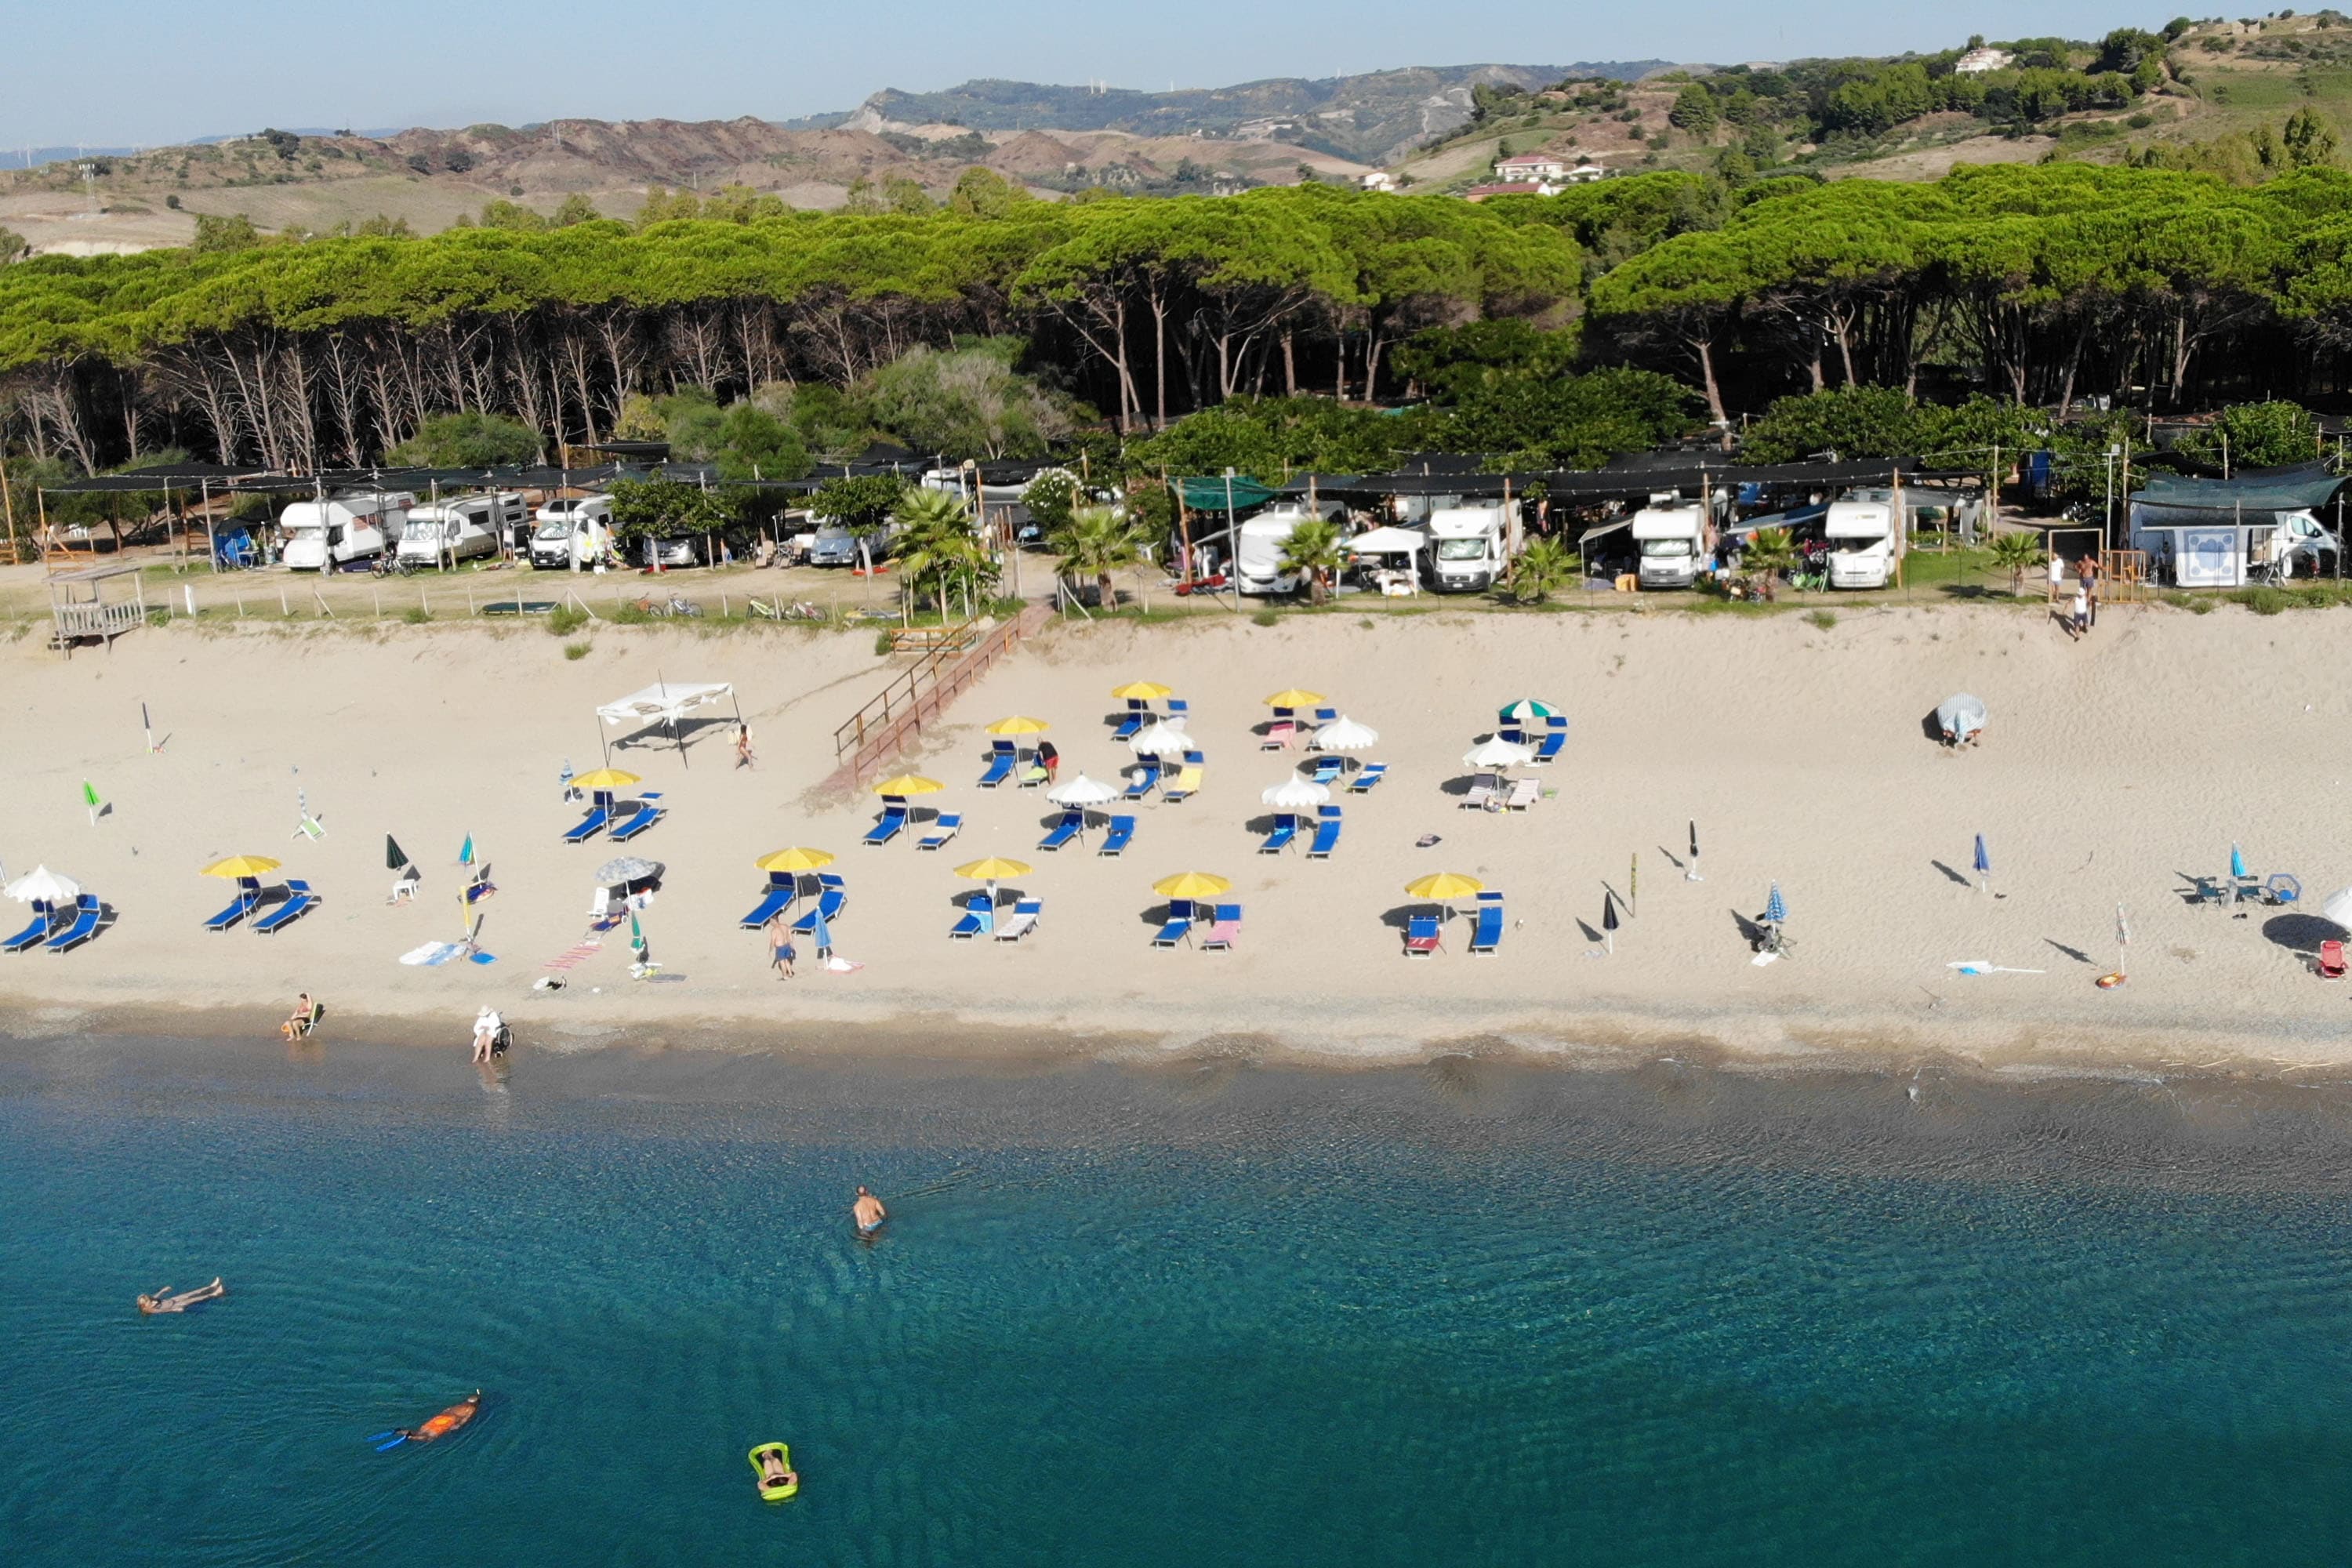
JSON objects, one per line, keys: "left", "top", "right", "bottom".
{"left": 768, "top": 915, "right": 796, "bottom": 980}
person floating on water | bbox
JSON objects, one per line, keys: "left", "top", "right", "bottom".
{"left": 380, "top": 1390, "right": 483, "bottom": 1448}
{"left": 852, "top": 1186, "right": 887, "bottom": 1236}
{"left": 758, "top": 1449, "right": 798, "bottom": 1491}
{"left": 138, "top": 1278, "right": 226, "bottom": 1315}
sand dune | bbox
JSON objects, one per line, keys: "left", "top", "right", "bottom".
{"left": 3, "top": 601, "right": 2349, "bottom": 1076}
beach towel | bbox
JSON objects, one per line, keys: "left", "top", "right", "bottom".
{"left": 823, "top": 955, "right": 863, "bottom": 974}
{"left": 399, "top": 942, "right": 467, "bottom": 967}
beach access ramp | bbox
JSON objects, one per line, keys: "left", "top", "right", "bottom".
{"left": 826, "top": 604, "right": 1052, "bottom": 791}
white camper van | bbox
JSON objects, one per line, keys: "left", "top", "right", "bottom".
{"left": 1824, "top": 499, "right": 1897, "bottom": 590}
{"left": 1235, "top": 502, "right": 1336, "bottom": 596}
{"left": 1632, "top": 502, "right": 1710, "bottom": 590}
{"left": 529, "top": 495, "right": 614, "bottom": 570}
{"left": 278, "top": 492, "right": 413, "bottom": 570}
{"left": 1425, "top": 504, "right": 1508, "bottom": 593}
{"left": 399, "top": 492, "right": 527, "bottom": 567}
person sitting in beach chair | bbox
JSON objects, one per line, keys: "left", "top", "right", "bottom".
{"left": 281, "top": 993, "right": 319, "bottom": 1041}
{"left": 138, "top": 1279, "right": 226, "bottom": 1315}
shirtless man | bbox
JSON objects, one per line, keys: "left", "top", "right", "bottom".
{"left": 388, "top": 1390, "right": 483, "bottom": 1446}
{"left": 138, "top": 1278, "right": 226, "bottom": 1314}
{"left": 852, "top": 1186, "right": 887, "bottom": 1236}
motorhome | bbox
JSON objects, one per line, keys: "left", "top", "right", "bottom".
{"left": 1632, "top": 501, "right": 1711, "bottom": 590}
{"left": 1824, "top": 499, "right": 1897, "bottom": 590}
{"left": 1425, "top": 504, "right": 1508, "bottom": 593}
{"left": 1233, "top": 501, "right": 1338, "bottom": 596}
{"left": 398, "top": 492, "right": 526, "bottom": 567}
{"left": 528, "top": 496, "right": 614, "bottom": 570}
{"left": 278, "top": 492, "right": 412, "bottom": 571}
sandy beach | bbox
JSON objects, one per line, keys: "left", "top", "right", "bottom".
{"left": 4, "top": 591, "right": 2351, "bottom": 1079}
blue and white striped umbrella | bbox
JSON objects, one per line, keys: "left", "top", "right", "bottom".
{"left": 2230, "top": 842, "right": 2248, "bottom": 880}
{"left": 1973, "top": 834, "right": 1991, "bottom": 877}
{"left": 1764, "top": 882, "right": 1788, "bottom": 925}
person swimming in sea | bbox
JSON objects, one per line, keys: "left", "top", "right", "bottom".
{"left": 852, "top": 1186, "right": 887, "bottom": 1236}
{"left": 137, "top": 1278, "right": 226, "bottom": 1314}
{"left": 387, "top": 1391, "right": 483, "bottom": 1446}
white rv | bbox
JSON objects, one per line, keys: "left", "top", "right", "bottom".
{"left": 399, "top": 492, "right": 527, "bottom": 567}
{"left": 529, "top": 495, "right": 614, "bottom": 570}
{"left": 1824, "top": 499, "right": 1897, "bottom": 590}
{"left": 278, "top": 492, "right": 412, "bottom": 570}
{"left": 1234, "top": 502, "right": 1336, "bottom": 596}
{"left": 1425, "top": 503, "right": 1508, "bottom": 593}
{"left": 1632, "top": 502, "right": 1710, "bottom": 590}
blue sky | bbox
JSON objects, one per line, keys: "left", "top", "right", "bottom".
{"left": 5, "top": 1, "right": 2167, "bottom": 148}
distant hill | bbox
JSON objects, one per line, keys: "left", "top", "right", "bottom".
{"left": 804, "top": 64, "right": 1677, "bottom": 163}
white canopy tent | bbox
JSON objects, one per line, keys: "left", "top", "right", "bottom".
{"left": 596, "top": 681, "right": 741, "bottom": 766}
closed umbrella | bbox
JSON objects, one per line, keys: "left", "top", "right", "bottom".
{"left": 1462, "top": 736, "right": 1534, "bottom": 771}
{"left": 386, "top": 836, "right": 409, "bottom": 873}
{"left": 1047, "top": 773, "right": 1119, "bottom": 808}
{"left": 1261, "top": 777, "right": 1331, "bottom": 809}
{"left": 1973, "top": 833, "right": 1991, "bottom": 895}
{"left": 1764, "top": 882, "right": 1788, "bottom": 926}
{"left": 5, "top": 866, "right": 80, "bottom": 907}
{"left": 1602, "top": 889, "right": 1619, "bottom": 954}
{"left": 1130, "top": 720, "right": 1193, "bottom": 758}
{"left": 1313, "top": 716, "right": 1378, "bottom": 752}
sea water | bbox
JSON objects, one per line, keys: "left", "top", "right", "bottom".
{"left": 2, "top": 1034, "right": 2350, "bottom": 1566}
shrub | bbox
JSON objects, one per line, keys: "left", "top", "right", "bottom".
{"left": 1251, "top": 608, "right": 1279, "bottom": 627}
{"left": 401, "top": 605, "right": 432, "bottom": 625}
{"left": 564, "top": 640, "right": 591, "bottom": 660}
{"left": 546, "top": 604, "right": 587, "bottom": 637}
{"left": 1806, "top": 609, "right": 1837, "bottom": 630}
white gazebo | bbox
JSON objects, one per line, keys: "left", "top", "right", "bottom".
{"left": 596, "top": 681, "right": 740, "bottom": 765}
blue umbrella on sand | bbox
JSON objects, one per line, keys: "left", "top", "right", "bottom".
{"left": 1973, "top": 833, "right": 1991, "bottom": 895}
{"left": 1764, "top": 882, "right": 1787, "bottom": 927}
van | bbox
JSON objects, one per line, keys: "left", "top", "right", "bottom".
{"left": 399, "top": 492, "right": 526, "bottom": 568}
{"left": 1824, "top": 500, "right": 1897, "bottom": 590}
{"left": 529, "top": 495, "right": 614, "bottom": 570}
{"left": 1424, "top": 504, "right": 1508, "bottom": 593}
{"left": 1632, "top": 503, "right": 1709, "bottom": 590}
{"left": 1235, "top": 502, "right": 1338, "bottom": 596}
{"left": 279, "top": 492, "right": 413, "bottom": 571}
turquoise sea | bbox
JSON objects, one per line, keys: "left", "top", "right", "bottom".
{"left": 2, "top": 1033, "right": 2350, "bottom": 1566}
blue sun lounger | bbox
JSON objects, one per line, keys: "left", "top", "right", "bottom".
{"left": 1113, "top": 701, "right": 1149, "bottom": 740}
{"left": 1152, "top": 898, "right": 1194, "bottom": 947}
{"left": 1404, "top": 913, "right": 1443, "bottom": 958}
{"left": 254, "top": 880, "right": 317, "bottom": 935}
{"left": 1166, "top": 698, "right": 1191, "bottom": 722}
{"left": 949, "top": 892, "right": 996, "bottom": 938}
{"left": 1098, "top": 815, "right": 1136, "bottom": 857}
{"left": 45, "top": 894, "right": 102, "bottom": 953}
{"left": 1038, "top": 811, "right": 1084, "bottom": 852}
{"left": 978, "top": 740, "right": 1017, "bottom": 789}
{"left": 1307, "top": 804, "right": 1343, "bottom": 859}
{"left": 739, "top": 874, "right": 797, "bottom": 931}
{"left": 1313, "top": 706, "right": 1338, "bottom": 724}
{"left": 1531, "top": 716, "right": 1567, "bottom": 766}
{"left": 1123, "top": 761, "right": 1161, "bottom": 800}
{"left": 916, "top": 813, "right": 963, "bottom": 851}
{"left": 1468, "top": 891, "right": 1504, "bottom": 954}
{"left": 563, "top": 804, "right": 609, "bottom": 844}
{"left": 204, "top": 887, "right": 260, "bottom": 932}
{"left": 3, "top": 906, "right": 54, "bottom": 953}
{"left": 608, "top": 793, "right": 666, "bottom": 843}
{"left": 791, "top": 874, "right": 848, "bottom": 934}
{"left": 1201, "top": 903, "right": 1242, "bottom": 951}
{"left": 1306, "top": 757, "right": 1344, "bottom": 786}
{"left": 1258, "top": 812, "right": 1298, "bottom": 855}
{"left": 1348, "top": 762, "right": 1388, "bottom": 794}
{"left": 864, "top": 805, "right": 909, "bottom": 847}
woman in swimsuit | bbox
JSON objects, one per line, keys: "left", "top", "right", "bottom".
{"left": 138, "top": 1278, "right": 226, "bottom": 1314}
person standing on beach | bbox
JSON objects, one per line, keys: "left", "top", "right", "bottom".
{"left": 852, "top": 1187, "right": 887, "bottom": 1235}
{"left": 768, "top": 915, "right": 795, "bottom": 980}
{"left": 1037, "top": 739, "right": 1059, "bottom": 784}
{"left": 2071, "top": 586, "right": 2089, "bottom": 641}
{"left": 2078, "top": 554, "right": 2100, "bottom": 630}
{"left": 735, "top": 723, "right": 756, "bottom": 770}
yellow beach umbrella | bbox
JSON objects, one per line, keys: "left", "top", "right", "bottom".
{"left": 755, "top": 847, "right": 836, "bottom": 873}
{"left": 1110, "top": 681, "right": 1174, "bottom": 701}
{"left": 201, "top": 855, "right": 282, "bottom": 880}
{"left": 571, "top": 767, "right": 643, "bottom": 791}
{"left": 1263, "top": 688, "right": 1326, "bottom": 709}
{"left": 954, "top": 857, "right": 1034, "bottom": 881}
{"left": 1404, "top": 872, "right": 1486, "bottom": 902}
{"left": 870, "top": 774, "right": 945, "bottom": 797}
{"left": 1152, "top": 870, "right": 1232, "bottom": 900}
{"left": 985, "top": 716, "right": 1051, "bottom": 736}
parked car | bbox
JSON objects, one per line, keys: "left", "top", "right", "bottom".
{"left": 807, "top": 525, "right": 860, "bottom": 568}
{"left": 641, "top": 535, "right": 704, "bottom": 569}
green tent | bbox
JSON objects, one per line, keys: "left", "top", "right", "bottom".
{"left": 1175, "top": 477, "right": 1283, "bottom": 514}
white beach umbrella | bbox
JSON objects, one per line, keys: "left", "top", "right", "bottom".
{"left": 1314, "top": 716, "right": 1379, "bottom": 752}
{"left": 1047, "top": 773, "right": 1120, "bottom": 808}
{"left": 1463, "top": 735, "right": 1535, "bottom": 770}
{"left": 1130, "top": 720, "right": 1195, "bottom": 758}
{"left": 4, "top": 865, "right": 80, "bottom": 906}
{"left": 1261, "top": 776, "right": 1332, "bottom": 809}
{"left": 2322, "top": 886, "right": 2352, "bottom": 930}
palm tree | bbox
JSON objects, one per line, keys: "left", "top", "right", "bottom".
{"left": 1051, "top": 504, "right": 1145, "bottom": 609}
{"left": 1741, "top": 526, "right": 1798, "bottom": 602}
{"left": 890, "top": 488, "right": 990, "bottom": 617}
{"left": 1987, "top": 527, "right": 2045, "bottom": 597}
{"left": 1511, "top": 535, "right": 1575, "bottom": 604}
{"left": 1279, "top": 517, "right": 1348, "bottom": 604}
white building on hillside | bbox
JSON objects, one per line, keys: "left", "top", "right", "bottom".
{"left": 1954, "top": 46, "right": 2013, "bottom": 74}
{"left": 1361, "top": 171, "right": 1397, "bottom": 192}
{"left": 1494, "top": 152, "right": 1570, "bottom": 183}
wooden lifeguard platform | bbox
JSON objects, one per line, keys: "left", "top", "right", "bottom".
{"left": 47, "top": 561, "right": 150, "bottom": 657}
